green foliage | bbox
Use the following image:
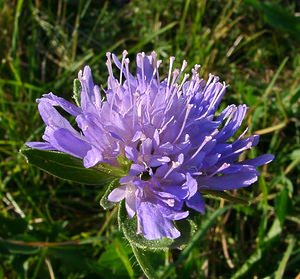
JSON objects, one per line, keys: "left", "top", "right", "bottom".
{"left": 0, "top": 0, "right": 299, "bottom": 278}
{"left": 246, "top": 0, "right": 300, "bottom": 41}
{"left": 100, "top": 179, "right": 120, "bottom": 210}
{"left": 72, "top": 78, "right": 81, "bottom": 107}
{"left": 21, "top": 148, "right": 118, "bottom": 185}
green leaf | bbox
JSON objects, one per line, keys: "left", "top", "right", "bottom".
{"left": 118, "top": 201, "right": 197, "bottom": 251}
{"left": 275, "top": 188, "right": 290, "bottom": 227}
{"left": 73, "top": 78, "right": 81, "bottom": 106}
{"left": 246, "top": 0, "right": 300, "bottom": 41}
{"left": 97, "top": 238, "right": 134, "bottom": 278}
{"left": 231, "top": 248, "right": 263, "bottom": 279}
{"left": 130, "top": 245, "right": 161, "bottom": 279}
{"left": 49, "top": 247, "right": 101, "bottom": 273}
{"left": 112, "top": 238, "right": 135, "bottom": 279}
{"left": 21, "top": 148, "right": 118, "bottom": 185}
{"left": 200, "top": 189, "right": 250, "bottom": 205}
{"left": 100, "top": 179, "right": 120, "bottom": 210}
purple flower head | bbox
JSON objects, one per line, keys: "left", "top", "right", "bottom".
{"left": 27, "top": 51, "right": 274, "bottom": 240}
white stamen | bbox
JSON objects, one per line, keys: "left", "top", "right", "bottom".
{"left": 209, "top": 163, "right": 230, "bottom": 177}
{"left": 159, "top": 115, "right": 175, "bottom": 134}
{"left": 192, "top": 171, "right": 203, "bottom": 176}
{"left": 189, "top": 135, "right": 213, "bottom": 161}
{"left": 106, "top": 52, "right": 118, "bottom": 111}
{"left": 223, "top": 106, "right": 237, "bottom": 128}
{"left": 164, "top": 198, "right": 175, "bottom": 207}
{"left": 221, "top": 142, "right": 252, "bottom": 160}
{"left": 106, "top": 52, "right": 114, "bottom": 78}
{"left": 167, "top": 56, "right": 175, "bottom": 88}
{"left": 170, "top": 60, "right": 188, "bottom": 88}
{"left": 192, "top": 64, "right": 200, "bottom": 78}
{"left": 181, "top": 60, "right": 188, "bottom": 72}
{"left": 143, "top": 53, "right": 158, "bottom": 95}
{"left": 141, "top": 52, "right": 145, "bottom": 87}
{"left": 171, "top": 69, "right": 180, "bottom": 87}
{"left": 201, "top": 82, "right": 226, "bottom": 118}
{"left": 163, "top": 161, "right": 181, "bottom": 179}
{"left": 156, "top": 60, "right": 162, "bottom": 84}
{"left": 185, "top": 77, "right": 195, "bottom": 97}
{"left": 202, "top": 73, "right": 214, "bottom": 95}
{"left": 175, "top": 73, "right": 189, "bottom": 96}
{"left": 124, "top": 58, "right": 132, "bottom": 97}
{"left": 174, "top": 104, "right": 193, "bottom": 142}
{"left": 119, "top": 50, "right": 128, "bottom": 84}
{"left": 238, "top": 127, "right": 249, "bottom": 140}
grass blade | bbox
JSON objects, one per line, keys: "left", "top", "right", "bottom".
{"left": 274, "top": 236, "right": 296, "bottom": 279}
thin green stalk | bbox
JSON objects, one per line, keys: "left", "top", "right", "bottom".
{"left": 32, "top": 247, "right": 48, "bottom": 279}
{"left": 274, "top": 236, "right": 295, "bottom": 279}
{"left": 11, "top": 0, "right": 24, "bottom": 57}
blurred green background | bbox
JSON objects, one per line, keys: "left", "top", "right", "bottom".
{"left": 0, "top": 0, "right": 299, "bottom": 278}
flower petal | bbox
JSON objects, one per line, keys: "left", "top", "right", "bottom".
{"left": 137, "top": 201, "right": 181, "bottom": 240}
{"left": 26, "top": 142, "right": 55, "bottom": 150}
{"left": 52, "top": 128, "right": 91, "bottom": 158}
{"left": 108, "top": 186, "right": 127, "bottom": 202}
{"left": 78, "top": 66, "right": 100, "bottom": 113}
{"left": 83, "top": 146, "right": 103, "bottom": 168}
{"left": 198, "top": 166, "right": 258, "bottom": 190}
{"left": 186, "top": 192, "right": 205, "bottom": 213}
{"left": 242, "top": 154, "right": 274, "bottom": 167}
{"left": 38, "top": 93, "right": 81, "bottom": 116}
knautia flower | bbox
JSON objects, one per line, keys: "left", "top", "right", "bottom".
{"left": 27, "top": 51, "right": 274, "bottom": 240}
